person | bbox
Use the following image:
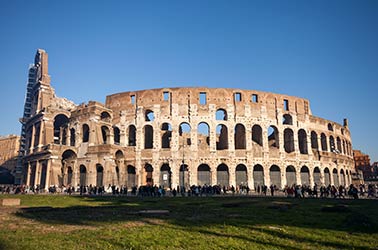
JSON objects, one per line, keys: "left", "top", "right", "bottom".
{"left": 270, "top": 185, "right": 274, "bottom": 196}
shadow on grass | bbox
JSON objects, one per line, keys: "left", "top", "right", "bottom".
{"left": 14, "top": 196, "right": 378, "bottom": 235}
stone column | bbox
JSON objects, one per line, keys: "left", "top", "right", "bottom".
{"left": 35, "top": 161, "right": 41, "bottom": 187}
{"left": 264, "top": 166, "right": 270, "bottom": 187}
{"left": 44, "top": 160, "right": 51, "bottom": 191}
{"left": 25, "top": 163, "right": 31, "bottom": 186}
{"left": 296, "top": 167, "right": 301, "bottom": 186}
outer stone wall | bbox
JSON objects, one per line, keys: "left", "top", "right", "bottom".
{"left": 21, "top": 50, "right": 354, "bottom": 191}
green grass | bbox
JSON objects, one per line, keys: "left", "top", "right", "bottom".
{"left": 0, "top": 194, "right": 377, "bottom": 250}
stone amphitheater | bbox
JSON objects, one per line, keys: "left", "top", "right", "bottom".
{"left": 22, "top": 49, "right": 355, "bottom": 190}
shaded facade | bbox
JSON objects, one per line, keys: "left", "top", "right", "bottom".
{"left": 0, "top": 135, "right": 20, "bottom": 184}
{"left": 21, "top": 49, "right": 355, "bottom": 190}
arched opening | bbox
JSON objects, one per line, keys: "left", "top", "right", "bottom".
{"left": 300, "top": 166, "right": 310, "bottom": 186}
{"left": 161, "top": 123, "right": 172, "bottom": 149}
{"left": 268, "top": 126, "right": 279, "bottom": 148}
{"left": 113, "top": 126, "right": 120, "bottom": 145}
{"left": 100, "top": 111, "right": 111, "bottom": 122}
{"left": 298, "top": 129, "right": 308, "bottom": 154}
{"left": 283, "top": 114, "right": 293, "bottom": 125}
{"left": 311, "top": 131, "right": 318, "bottom": 150}
{"left": 216, "top": 109, "right": 227, "bottom": 121}
{"left": 253, "top": 164, "right": 264, "bottom": 187}
{"left": 144, "top": 125, "right": 153, "bottom": 149}
{"left": 54, "top": 114, "right": 69, "bottom": 145}
{"left": 342, "top": 140, "right": 346, "bottom": 155}
{"left": 198, "top": 164, "right": 211, "bottom": 186}
{"left": 330, "top": 136, "right": 335, "bottom": 153}
{"left": 313, "top": 167, "right": 321, "bottom": 186}
{"left": 82, "top": 124, "right": 90, "bottom": 143}
{"left": 145, "top": 164, "right": 153, "bottom": 185}
{"left": 234, "top": 124, "right": 246, "bottom": 149}
{"left": 324, "top": 168, "right": 331, "bottom": 186}
{"left": 127, "top": 165, "right": 136, "bottom": 188}
{"left": 286, "top": 165, "right": 296, "bottom": 186}
{"left": 328, "top": 123, "right": 333, "bottom": 131}
{"left": 198, "top": 122, "right": 210, "bottom": 147}
{"left": 61, "top": 150, "right": 77, "bottom": 187}
{"left": 67, "top": 167, "right": 73, "bottom": 186}
{"left": 321, "top": 133, "right": 327, "bottom": 151}
{"left": 179, "top": 123, "right": 191, "bottom": 146}
{"left": 115, "top": 150, "right": 124, "bottom": 185}
{"left": 235, "top": 164, "right": 247, "bottom": 186}
{"left": 101, "top": 126, "right": 110, "bottom": 144}
{"left": 269, "top": 165, "right": 281, "bottom": 188}
{"left": 340, "top": 169, "right": 345, "bottom": 186}
{"left": 145, "top": 110, "right": 155, "bottom": 121}
{"left": 79, "top": 165, "right": 87, "bottom": 186}
{"left": 70, "top": 128, "right": 76, "bottom": 146}
{"left": 333, "top": 168, "right": 339, "bottom": 187}
{"left": 160, "top": 164, "right": 171, "bottom": 189}
{"left": 179, "top": 164, "right": 189, "bottom": 188}
{"left": 284, "top": 128, "right": 294, "bottom": 153}
{"left": 252, "top": 125, "right": 263, "bottom": 146}
{"left": 337, "top": 137, "right": 342, "bottom": 154}
{"left": 216, "top": 124, "right": 228, "bottom": 150}
{"left": 96, "top": 164, "right": 104, "bottom": 187}
{"left": 217, "top": 164, "right": 229, "bottom": 187}
{"left": 128, "top": 125, "right": 136, "bottom": 146}
{"left": 40, "top": 163, "right": 48, "bottom": 189}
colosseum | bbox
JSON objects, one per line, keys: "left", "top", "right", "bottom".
{"left": 20, "top": 49, "right": 355, "bottom": 191}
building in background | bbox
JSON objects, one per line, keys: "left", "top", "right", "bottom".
{"left": 353, "top": 150, "right": 372, "bottom": 178}
{"left": 20, "top": 49, "right": 356, "bottom": 191}
{"left": 0, "top": 135, "right": 20, "bottom": 184}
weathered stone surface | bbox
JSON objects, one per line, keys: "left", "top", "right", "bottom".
{"left": 0, "top": 198, "right": 21, "bottom": 206}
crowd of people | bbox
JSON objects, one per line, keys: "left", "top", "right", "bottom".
{"left": 0, "top": 183, "right": 377, "bottom": 200}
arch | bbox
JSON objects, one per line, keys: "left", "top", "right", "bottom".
{"left": 332, "top": 168, "right": 339, "bottom": 187}
{"left": 234, "top": 124, "right": 246, "bottom": 149}
{"left": 286, "top": 165, "right": 296, "bottom": 186}
{"left": 70, "top": 128, "right": 76, "bottom": 146}
{"left": 253, "top": 164, "right": 264, "bottom": 187}
{"left": 328, "top": 123, "right": 333, "bottom": 131}
{"left": 82, "top": 124, "right": 90, "bottom": 143}
{"left": 235, "top": 164, "right": 247, "bottom": 185}
{"left": 284, "top": 128, "right": 294, "bottom": 153}
{"left": 313, "top": 167, "right": 321, "bottom": 186}
{"left": 197, "top": 164, "right": 211, "bottom": 186}
{"left": 324, "top": 168, "right": 331, "bottom": 186}
{"left": 161, "top": 123, "right": 172, "bottom": 149}
{"left": 321, "top": 133, "right": 327, "bottom": 151}
{"left": 216, "top": 109, "right": 227, "bottom": 121}
{"left": 269, "top": 165, "right": 281, "bottom": 188}
{"left": 298, "top": 129, "right": 308, "bottom": 154}
{"left": 336, "top": 137, "right": 342, "bottom": 154}
{"left": 96, "top": 164, "right": 104, "bottom": 187}
{"left": 160, "top": 164, "right": 171, "bottom": 188}
{"left": 54, "top": 114, "right": 69, "bottom": 144}
{"left": 128, "top": 125, "right": 136, "bottom": 146}
{"left": 144, "top": 125, "right": 153, "bottom": 149}
{"left": 311, "top": 131, "right": 318, "bottom": 150}
{"left": 100, "top": 111, "right": 111, "bottom": 122}
{"left": 101, "top": 126, "right": 110, "bottom": 144}
{"left": 342, "top": 140, "right": 346, "bottom": 155}
{"left": 198, "top": 122, "right": 210, "bottom": 147}
{"left": 329, "top": 136, "right": 335, "bottom": 152}
{"left": 268, "top": 126, "right": 279, "bottom": 148}
{"left": 127, "top": 165, "right": 136, "bottom": 188}
{"left": 115, "top": 150, "right": 124, "bottom": 160}
{"left": 216, "top": 124, "right": 228, "bottom": 150}
{"left": 179, "top": 164, "right": 189, "bottom": 188}
{"left": 79, "top": 165, "right": 87, "bottom": 186}
{"left": 340, "top": 169, "right": 345, "bottom": 186}
{"left": 252, "top": 125, "right": 263, "bottom": 146}
{"left": 217, "top": 164, "right": 229, "bottom": 187}
{"left": 144, "top": 164, "right": 154, "bottom": 185}
{"left": 145, "top": 110, "right": 155, "bottom": 121}
{"left": 283, "top": 114, "right": 293, "bottom": 125}
{"left": 300, "top": 166, "right": 310, "bottom": 186}
{"left": 179, "top": 122, "right": 191, "bottom": 146}
{"left": 113, "top": 126, "right": 120, "bottom": 145}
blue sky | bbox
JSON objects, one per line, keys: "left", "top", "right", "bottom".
{"left": 0, "top": 0, "right": 377, "bottom": 162}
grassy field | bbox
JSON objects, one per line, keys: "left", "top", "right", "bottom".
{"left": 0, "top": 194, "right": 377, "bottom": 250}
